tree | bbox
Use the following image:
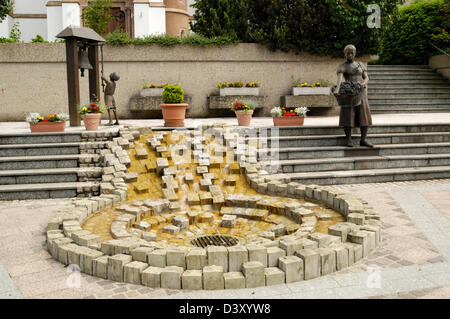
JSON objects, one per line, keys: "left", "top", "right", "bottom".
{"left": 81, "top": 0, "right": 113, "bottom": 36}
{"left": 0, "top": 0, "right": 13, "bottom": 22}
{"left": 190, "top": 0, "right": 251, "bottom": 41}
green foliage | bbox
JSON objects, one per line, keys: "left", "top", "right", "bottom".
{"left": 190, "top": 0, "right": 251, "bottom": 41}
{"left": 105, "top": 29, "right": 131, "bottom": 45}
{"left": 31, "top": 35, "right": 48, "bottom": 43}
{"left": 0, "top": 37, "right": 15, "bottom": 43}
{"left": 0, "top": 0, "right": 13, "bottom": 22}
{"left": 378, "top": 0, "right": 448, "bottom": 64}
{"left": 81, "top": 0, "right": 113, "bottom": 36}
{"left": 9, "top": 21, "right": 21, "bottom": 42}
{"left": 191, "top": 0, "right": 401, "bottom": 56}
{"left": 105, "top": 29, "right": 239, "bottom": 47}
{"left": 162, "top": 85, "right": 184, "bottom": 104}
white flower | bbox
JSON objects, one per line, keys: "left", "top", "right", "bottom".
{"left": 270, "top": 107, "right": 282, "bottom": 117}
{"left": 25, "top": 113, "right": 41, "bottom": 124}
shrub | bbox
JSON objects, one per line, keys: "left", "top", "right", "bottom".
{"left": 378, "top": 0, "right": 447, "bottom": 64}
{"left": 31, "top": 35, "right": 48, "bottom": 43}
{"left": 0, "top": 0, "right": 13, "bottom": 22}
{"left": 81, "top": 0, "right": 113, "bottom": 36}
{"left": 162, "top": 85, "right": 184, "bottom": 104}
{"left": 105, "top": 29, "right": 131, "bottom": 45}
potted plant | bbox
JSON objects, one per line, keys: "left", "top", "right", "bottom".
{"left": 270, "top": 106, "right": 309, "bottom": 126}
{"left": 140, "top": 81, "right": 169, "bottom": 97}
{"left": 217, "top": 81, "right": 261, "bottom": 96}
{"left": 160, "top": 84, "right": 188, "bottom": 127}
{"left": 231, "top": 99, "right": 257, "bottom": 126}
{"left": 26, "top": 112, "right": 69, "bottom": 133}
{"left": 292, "top": 79, "right": 332, "bottom": 96}
{"left": 80, "top": 101, "right": 106, "bottom": 131}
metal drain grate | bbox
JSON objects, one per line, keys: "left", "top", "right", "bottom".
{"left": 190, "top": 235, "right": 240, "bottom": 248}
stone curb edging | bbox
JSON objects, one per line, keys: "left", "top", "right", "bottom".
{"left": 45, "top": 125, "right": 382, "bottom": 290}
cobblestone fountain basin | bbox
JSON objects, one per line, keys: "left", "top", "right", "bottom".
{"left": 46, "top": 125, "right": 382, "bottom": 290}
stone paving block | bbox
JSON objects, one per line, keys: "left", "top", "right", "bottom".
{"left": 332, "top": 245, "right": 349, "bottom": 271}
{"left": 308, "top": 233, "right": 341, "bottom": 248}
{"left": 278, "top": 255, "right": 303, "bottom": 283}
{"left": 267, "top": 247, "right": 286, "bottom": 267}
{"left": 265, "top": 267, "right": 285, "bottom": 286}
{"left": 131, "top": 247, "right": 154, "bottom": 263}
{"left": 203, "top": 265, "right": 224, "bottom": 290}
{"left": 161, "top": 266, "right": 184, "bottom": 289}
{"left": 67, "top": 244, "right": 84, "bottom": 267}
{"left": 301, "top": 238, "right": 319, "bottom": 249}
{"left": 223, "top": 272, "right": 246, "bottom": 289}
{"left": 57, "top": 243, "right": 78, "bottom": 265}
{"left": 93, "top": 255, "right": 109, "bottom": 279}
{"left": 200, "top": 192, "right": 213, "bottom": 205}
{"left": 317, "top": 248, "right": 336, "bottom": 276}
{"left": 108, "top": 254, "right": 133, "bottom": 282}
{"left": 114, "top": 239, "right": 140, "bottom": 255}
{"left": 172, "top": 216, "right": 189, "bottom": 231}
{"left": 207, "top": 246, "right": 228, "bottom": 272}
{"left": 242, "top": 261, "right": 265, "bottom": 288}
{"left": 328, "top": 223, "right": 354, "bottom": 242}
{"left": 166, "top": 248, "right": 187, "bottom": 268}
{"left": 186, "top": 249, "right": 207, "bottom": 270}
{"left": 279, "top": 238, "right": 303, "bottom": 256}
{"left": 49, "top": 237, "right": 73, "bottom": 260}
{"left": 162, "top": 225, "right": 180, "bottom": 234}
{"left": 221, "top": 214, "right": 237, "bottom": 228}
{"left": 295, "top": 248, "right": 320, "bottom": 280}
{"left": 227, "top": 246, "right": 249, "bottom": 272}
{"left": 347, "top": 230, "right": 370, "bottom": 257}
{"left": 148, "top": 249, "right": 167, "bottom": 268}
{"left": 141, "top": 266, "right": 163, "bottom": 288}
{"left": 360, "top": 224, "right": 381, "bottom": 246}
{"left": 347, "top": 213, "right": 365, "bottom": 225}
{"left": 124, "top": 261, "right": 148, "bottom": 285}
{"left": 79, "top": 248, "right": 104, "bottom": 275}
{"left": 247, "top": 244, "right": 268, "bottom": 267}
{"left": 271, "top": 224, "right": 287, "bottom": 237}
{"left": 182, "top": 270, "right": 203, "bottom": 290}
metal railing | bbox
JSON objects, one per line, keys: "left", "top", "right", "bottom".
{"left": 429, "top": 41, "right": 450, "bottom": 58}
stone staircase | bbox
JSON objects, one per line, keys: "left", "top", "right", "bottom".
{"left": 238, "top": 124, "right": 450, "bottom": 185}
{"left": 367, "top": 65, "right": 450, "bottom": 113}
{"left": 0, "top": 132, "right": 105, "bottom": 200}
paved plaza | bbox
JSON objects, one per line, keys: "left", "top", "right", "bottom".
{"left": 0, "top": 115, "right": 449, "bottom": 299}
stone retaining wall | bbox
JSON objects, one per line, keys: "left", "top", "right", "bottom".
{"left": 45, "top": 125, "right": 381, "bottom": 290}
{"left": 0, "top": 43, "right": 370, "bottom": 120}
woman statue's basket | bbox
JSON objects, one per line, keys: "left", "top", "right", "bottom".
{"left": 333, "top": 82, "right": 364, "bottom": 107}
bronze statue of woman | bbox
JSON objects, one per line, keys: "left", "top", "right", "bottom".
{"left": 333, "top": 45, "right": 373, "bottom": 148}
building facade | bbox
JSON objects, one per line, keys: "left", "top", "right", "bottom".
{"left": 0, "top": 0, "right": 193, "bottom": 42}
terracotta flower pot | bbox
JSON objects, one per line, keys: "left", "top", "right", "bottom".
{"left": 234, "top": 110, "right": 253, "bottom": 126}
{"left": 29, "top": 121, "right": 66, "bottom": 133}
{"left": 83, "top": 113, "right": 102, "bottom": 131}
{"left": 160, "top": 103, "right": 188, "bottom": 127}
{"left": 273, "top": 116, "right": 305, "bottom": 126}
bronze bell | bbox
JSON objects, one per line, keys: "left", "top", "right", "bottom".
{"left": 78, "top": 47, "right": 93, "bottom": 77}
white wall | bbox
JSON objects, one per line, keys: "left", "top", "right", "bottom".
{"left": 13, "top": 0, "right": 48, "bottom": 14}
{"left": 14, "top": 18, "right": 47, "bottom": 42}
{"left": 148, "top": 7, "right": 165, "bottom": 35}
{"left": 134, "top": 4, "right": 165, "bottom": 37}
{"left": 47, "top": 5, "right": 62, "bottom": 42}
{"left": 61, "top": 2, "right": 80, "bottom": 29}
{"left": 0, "top": 15, "right": 13, "bottom": 38}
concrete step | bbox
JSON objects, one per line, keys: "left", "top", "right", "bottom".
{"left": 368, "top": 69, "right": 435, "bottom": 74}
{"left": 371, "top": 108, "right": 450, "bottom": 113}
{"left": 370, "top": 79, "right": 449, "bottom": 85}
{"left": 0, "top": 154, "right": 87, "bottom": 170}
{"left": 0, "top": 142, "right": 80, "bottom": 157}
{"left": 254, "top": 132, "right": 450, "bottom": 148}
{"left": 0, "top": 182, "right": 97, "bottom": 200}
{"left": 367, "top": 65, "right": 429, "bottom": 70}
{"left": 268, "top": 165, "right": 450, "bottom": 185}
{"left": 370, "top": 103, "right": 450, "bottom": 109}
{"left": 239, "top": 124, "right": 450, "bottom": 137}
{"left": 264, "top": 153, "right": 450, "bottom": 173}
{"left": 369, "top": 88, "right": 450, "bottom": 94}
{"left": 369, "top": 98, "right": 450, "bottom": 104}
{"left": 368, "top": 94, "right": 450, "bottom": 100}
{"left": 369, "top": 84, "right": 450, "bottom": 89}
{"left": 369, "top": 74, "right": 445, "bottom": 80}
{"left": 259, "top": 142, "right": 450, "bottom": 160}
{"left": 0, "top": 132, "right": 82, "bottom": 145}
{"left": 0, "top": 167, "right": 102, "bottom": 185}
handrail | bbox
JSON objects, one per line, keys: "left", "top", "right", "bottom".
{"left": 429, "top": 41, "right": 450, "bottom": 58}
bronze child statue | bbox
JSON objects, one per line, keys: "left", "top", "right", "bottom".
{"left": 333, "top": 45, "right": 374, "bottom": 148}
{"left": 101, "top": 72, "right": 120, "bottom": 125}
